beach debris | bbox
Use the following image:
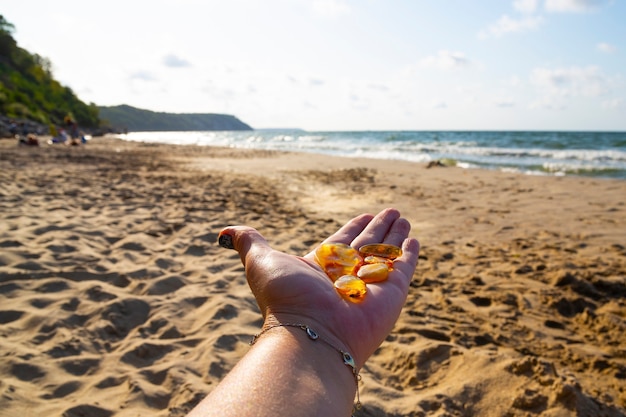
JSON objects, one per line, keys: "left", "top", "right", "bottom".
{"left": 426, "top": 158, "right": 456, "bottom": 168}
{"left": 315, "top": 242, "right": 402, "bottom": 301}
{"left": 427, "top": 160, "right": 446, "bottom": 168}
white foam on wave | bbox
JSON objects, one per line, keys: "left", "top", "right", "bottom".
{"left": 117, "top": 130, "right": 626, "bottom": 179}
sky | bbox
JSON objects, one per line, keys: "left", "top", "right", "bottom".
{"left": 3, "top": 0, "right": 626, "bottom": 131}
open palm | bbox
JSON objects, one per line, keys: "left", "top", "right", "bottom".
{"left": 219, "top": 208, "right": 420, "bottom": 368}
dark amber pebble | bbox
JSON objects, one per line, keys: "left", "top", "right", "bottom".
{"left": 334, "top": 275, "right": 367, "bottom": 301}
{"left": 358, "top": 243, "right": 402, "bottom": 260}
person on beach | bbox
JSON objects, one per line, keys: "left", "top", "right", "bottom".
{"left": 186, "top": 208, "right": 420, "bottom": 417}
{"left": 9, "top": 119, "right": 18, "bottom": 137}
{"left": 63, "top": 114, "right": 81, "bottom": 145}
{"left": 16, "top": 122, "right": 39, "bottom": 146}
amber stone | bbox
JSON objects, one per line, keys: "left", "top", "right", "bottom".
{"left": 357, "top": 263, "right": 390, "bottom": 283}
{"left": 363, "top": 255, "right": 394, "bottom": 268}
{"left": 359, "top": 243, "right": 402, "bottom": 260}
{"left": 315, "top": 243, "right": 363, "bottom": 281}
{"left": 334, "top": 275, "right": 367, "bottom": 300}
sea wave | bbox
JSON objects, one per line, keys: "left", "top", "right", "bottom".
{"left": 119, "top": 130, "right": 626, "bottom": 179}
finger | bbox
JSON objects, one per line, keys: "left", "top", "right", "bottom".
{"left": 218, "top": 226, "right": 273, "bottom": 266}
{"left": 351, "top": 208, "right": 401, "bottom": 248}
{"left": 321, "top": 213, "right": 375, "bottom": 245}
{"left": 382, "top": 217, "right": 411, "bottom": 247}
{"left": 389, "top": 237, "right": 420, "bottom": 284}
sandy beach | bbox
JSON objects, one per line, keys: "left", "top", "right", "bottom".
{"left": 0, "top": 136, "right": 624, "bottom": 417}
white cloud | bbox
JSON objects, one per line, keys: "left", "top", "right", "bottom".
{"left": 163, "top": 54, "right": 191, "bottom": 68}
{"left": 507, "top": 75, "right": 523, "bottom": 87}
{"left": 350, "top": 93, "right": 370, "bottom": 111}
{"left": 418, "top": 50, "right": 471, "bottom": 71}
{"left": 494, "top": 98, "right": 516, "bottom": 108}
{"left": 368, "top": 83, "right": 389, "bottom": 92}
{"left": 479, "top": 15, "right": 543, "bottom": 39}
{"left": 311, "top": 0, "right": 351, "bottom": 18}
{"left": 596, "top": 42, "right": 617, "bottom": 54}
{"left": 602, "top": 98, "right": 623, "bottom": 109}
{"left": 531, "top": 65, "right": 611, "bottom": 97}
{"left": 431, "top": 101, "right": 448, "bottom": 109}
{"left": 129, "top": 70, "right": 157, "bottom": 81}
{"left": 529, "top": 97, "right": 566, "bottom": 110}
{"left": 544, "top": 0, "right": 607, "bottom": 13}
{"left": 529, "top": 65, "right": 619, "bottom": 110}
{"left": 513, "top": 0, "right": 540, "bottom": 13}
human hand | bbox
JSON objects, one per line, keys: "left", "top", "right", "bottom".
{"left": 218, "top": 208, "right": 420, "bottom": 368}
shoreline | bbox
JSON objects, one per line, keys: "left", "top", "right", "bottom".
{"left": 7, "top": 132, "right": 626, "bottom": 180}
{"left": 1, "top": 136, "right": 625, "bottom": 416}
{"left": 116, "top": 130, "right": 626, "bottom": 181}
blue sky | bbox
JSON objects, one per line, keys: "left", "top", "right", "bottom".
{"left": 4, "top": 0, "right": 625, "bottom": 131}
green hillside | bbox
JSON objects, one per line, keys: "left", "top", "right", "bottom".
{"left": 99, "top": 105, "right": 252, "bottom": 132}
{"left": 0, "top": 15, "right": 99, "bottom": 128}
{"left": 0, "top": 15, "right": 252, "bottom": 136}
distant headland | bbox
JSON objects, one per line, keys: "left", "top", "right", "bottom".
{"left": 98, "top": 105, "right": 253, "bottom": 132}
{"left": 0, "top": 105, "right": 253, "bottom": 138}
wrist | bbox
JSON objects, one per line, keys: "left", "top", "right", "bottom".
{"left": 252, "top": 320, "right": 362, "bottom": 413}
{"left": 261, "top": 311, "right": 363, "bottom": 367}
{"left": 191, "top": 320, "right": 359, "bottom": 417}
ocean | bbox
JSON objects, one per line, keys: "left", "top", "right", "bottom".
{"left": 118, "top": 130, "right": 626, "bottom": 180}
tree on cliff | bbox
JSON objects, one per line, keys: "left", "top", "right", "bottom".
{"left": 0, "top": 15, "right": 100, "bottom": 128}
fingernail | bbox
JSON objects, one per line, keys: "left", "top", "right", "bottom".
{"left": 218, "top": 232, "right": 235, "bottom": 250}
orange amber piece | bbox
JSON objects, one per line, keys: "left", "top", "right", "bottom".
{"left": 359, "top": 243, "right": 402, "bottom": 260}
{"left": 315, "top": 243, "right": 362, "bottom": 281}
{"left": 364, "top": 255, "right": 394, "bottom": 268}
{"left": 357, "top": 263, "right": 390, "bottom": 283}
{"left": 334, "top": 275, "right": 367, "bottom": 300}
{"left": 364, "top": 255, "right": 388, "bottom": 264}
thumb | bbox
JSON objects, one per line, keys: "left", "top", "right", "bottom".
{"left": 218, "top": 225, "right": 273, "bottom": 266}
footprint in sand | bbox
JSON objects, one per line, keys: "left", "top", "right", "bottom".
{"left": 146, "top": 275, "right": 187, "bottom": 295}
{"left": 41, "top": 380, "right": 82, "bottom": 399}
{"left": 211, "top": 303, "right": 238, "bottom": 321}
{"left": 36, "top": 280, "right": 70, "bottom": 293}
{"left": 0, "top": 282, "right": 21, "bottom": 294}
{"left": 0, "top": 310, "right": 24, "bottom": 324}
{"left": 121, "top": 342, "right": 176, "bottom": 368}
{"left": 469, "top": 296, "right": 492, "bottom": 307}
{"left": 102, "top": 298, "right": 151, "bottom": 338}
{"left": 11, "top": 362, "right": 46, "bottom": 381}
{"left": 62, "top": 404, "right": 113, "bottom": 417}
{"left": 59, "top": 357, "right": 101, "bottom": 376}
{"left": 140, "top": 368, "right": 169, "bottom": 385}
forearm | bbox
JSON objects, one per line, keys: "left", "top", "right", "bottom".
{"left": 187, "top": 326, "right": 357, "bottom": 417}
